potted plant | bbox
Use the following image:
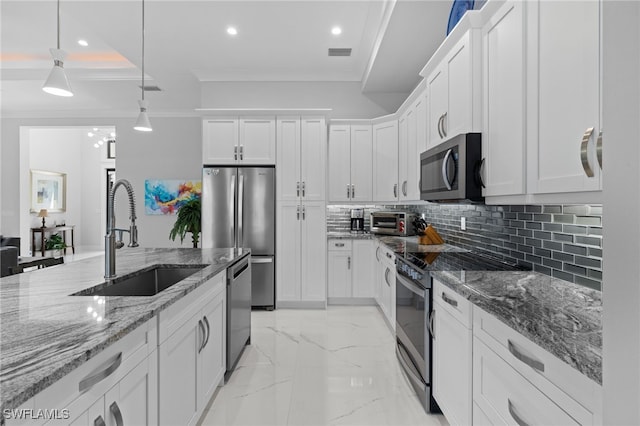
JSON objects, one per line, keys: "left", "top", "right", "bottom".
{"left": 45, "top": 233, "right": 67, "bottom": 257}
{"left": 169, "top": 197, "right": 202, "bottom": 248}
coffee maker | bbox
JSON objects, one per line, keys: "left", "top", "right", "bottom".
{"left": 350, "top": 208, "right": 365, "bottom": 232}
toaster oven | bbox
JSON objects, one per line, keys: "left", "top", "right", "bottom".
{"left": 370, "top": 212, "right": 416, "bottom": 236}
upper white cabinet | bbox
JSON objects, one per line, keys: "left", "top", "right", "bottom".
{"left": 203, "top": 117, "right": 276, "bottom": 165}
{"left": 372, "top": 119, "right": 399, "bottom": 202}
{"left": 526, "top": 0, "right": 602, "bottom": 194}
{"left": 398, "top": 92, "right": 426, "bottom": 201}
{"left": 482, "top": 0, "right": 526, "bottom": 197}
{"left": 328, "top": 124, "right": 373, "bottom": 203}
{"left": 277, "top": 116, "right": 326, "bottom": 202}
{"left": 426, "top": 29, "right": 482, "bottom": 149}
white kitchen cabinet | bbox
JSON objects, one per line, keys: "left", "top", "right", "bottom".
{"left": 482, "top": 0, "right": 526, "bottom": 197}
{"left": 398, "top": 93, "right": 426, "bottom": 202}
{"left": 372, "top": 120, "right": 399, "bottom": 202}
{"left": 327, "top": 239, "right": 375, "bottom": 303}
{"left": 17, "top": 321, "right": 157, "bottom": 426}
{"left": 432, "top": 280, "right": 472, "bottom": 426}
{"left": 158, "top": 272, "right": 226, "bottom": 426}
{"left": 473, "top": 306, "right": 602, "bottom": 425}
{"left": 277, "top": 116, "right": 326, "bottom": 202}
{"left": 276, "top": 201, "right": 326, "bottom": 307}
{"left": 526, "top": 0, "right": 602, "bottom": 195}
{"left": 426, "top": 29, "right": 481, "bottom": 149}
{"left": 375, "top": 242, "right": 396, "bottom": 332}
{"left": 203, "top": 117, "right": 276, "bottom": 165}
{"left": 327, "top": 124, "right": 373, "bottom": 202}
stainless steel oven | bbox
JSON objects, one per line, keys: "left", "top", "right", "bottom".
{"left": 419, "top": 133, "right": 484, "bottom": 202}
{"left": 395, "top": 257, "right": 439, "bottom": 413}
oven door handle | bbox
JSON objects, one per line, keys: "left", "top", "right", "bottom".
{"left": 396, "top": 342, "right": 426, "bottom": 390}
{"left": 396, "top": 272, "right": 426, "bottom": 298}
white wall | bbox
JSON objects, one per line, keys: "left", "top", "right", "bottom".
{"left": 201, "top": 81, "right": 404, "bottom": 118}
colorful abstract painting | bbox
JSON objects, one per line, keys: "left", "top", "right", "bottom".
{"left": 145, "top": 180, "right": 202, "bottom": 215}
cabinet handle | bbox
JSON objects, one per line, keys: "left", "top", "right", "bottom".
{"left": 198, "top": 319, "right": 206, "bottom": 353}
{"left": 351, "top": 184, "right": 355, "bottom": 199}
{"left": 239, "top": 144, "right": 244, "bottom": 160}
{"left": 376, "top": 247, "right": 381, "bottom": 261}
{"left": 428, "top": 310, "right": 435, "bottom": 340}
{"left": 94, "top": 416, "right": 106, "bottom": 426}
{"left": 442, "top": 112, "right": 447, "bottom": 137}
{"left": 234, "top": 145, "right": 238, "bottom": 161}
{"left": 297, "top": 181, "right": 300, "bottom": 197}
{"left": 385, "top": 252, "right": 393, "bottom": 260}
{"left": 441, "top": 148, "right": 454, "bottom": 191}
{"left": 335, "top": 243, "right": 345, "bottom": 247}
{"left": 580, "top": 127, "right": 595, "bottom": 178}
{"left": 508, "top": 340, "right": 545, "bottom": 372}
{"left": 437, "top": 115, "right": 443, "bottom": 138}
{"left": 507, "top": 399, "right": 531, "bottom": 426}
{"left": 441, "top": 292, "right": 458, "bottom": 307}
{"left": 302, "top": 206, "right": 306, "bottom": 220}
{"left": 110, "top": 402, "right": 124, "bottom": 426}
{"left": 393, "top": 184, "right": 398, "bottom": 198}
{"left": 402, "top": 180, "right": 407, "bottom": 196}
{"left": 202, "top": 315, "right": 211, "bottom": 350}
{"left": 597, "top": 130, "right": 603, "bottom": 169}
{"left": 302, "top": 181, "right": 306, "bottom": 197}
{"left": 347, "top": 256, "right": 351, "bottom": 269}
{"left": 297, "top": 205, "right": 300, "bottom": 220}
{"left": 384, "top": 267, "right": 391, "bottom": 287}
{"left": 347, "top": 184, "right": 351, "bottom": 199}
{"left": 79, "top": 352, "right": 122, "bottom": 392}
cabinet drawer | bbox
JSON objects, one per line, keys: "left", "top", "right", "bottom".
{"left": 158, "top": 271, "right": 226, "bottom": 343}
{"left": 473, "top": 337, "right": 592, "bottom": 425}
{"left": 328, "top": 239, "right": 352, "bottom": 251}
{"left": 473, "top": 306, "right": 602, "bottom": 418}
{"left": 433, "top": 278, "right": 471, "bottom": 328}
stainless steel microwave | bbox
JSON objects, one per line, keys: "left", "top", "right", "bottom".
{"left": 419, "top": 133, "right": 484, "bottom": 202}
{"left": 370, "top": 212, "right": 416, "bottom": 236}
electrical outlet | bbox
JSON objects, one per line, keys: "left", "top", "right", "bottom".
{"left": 461, "top": 217, "right": 466, "bottom": 231}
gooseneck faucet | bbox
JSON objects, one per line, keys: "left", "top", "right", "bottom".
{"left": 105, "top": 179, "right": 139, "bottom": 279}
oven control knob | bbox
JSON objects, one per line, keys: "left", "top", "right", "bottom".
{"left": 399, "top": 221, "right": 405, "bottom": 233}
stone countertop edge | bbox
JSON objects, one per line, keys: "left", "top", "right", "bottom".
{"left": 0, "top": 247, "right": 250, "bottom": 414}
{"left": 327, "top": 231, "right": 374, "bottom": 240}
{"left": 431, "top": 270, "right": 602, "bottom": 385}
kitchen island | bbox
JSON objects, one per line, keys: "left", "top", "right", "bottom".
{"left": 0, "top": 247, "right": 249, "bottom": 417}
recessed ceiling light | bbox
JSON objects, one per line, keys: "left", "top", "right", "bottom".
{"left": 77, "top": 39, "right": 89, "bottom": 47}
{"left": 87, "top": 132, "right": 94, "bottom": 137}
{"left": 110, "top": 132, "right": 116, "bottom": 137}
{"left": 331, "top": 26, "right": 342, "bottom": 36}
{"left": 227, "top": 26, "right": 238, "bottom": 36}
{"left": 94, "top": 143, "right": 99, "bottom": 148}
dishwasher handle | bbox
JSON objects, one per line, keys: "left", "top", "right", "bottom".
{"left": 229, "top": 256, "right": 250, "bottom": 282}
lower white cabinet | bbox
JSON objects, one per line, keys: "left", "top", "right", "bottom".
{"left": 276, "top": 201, "right": 326, "bottom": 307}
{"left": 158, "top": 271, "right": 226, "bottom": 426}
{"left": 374, "top": 241, "right": 396, "bottom": 332}
{"left": 432, "top": 279, "right": 472, "bottom": 426}
{"left": 472, "top": 305, "right": 602, "bottom": 425}
{"left": 327, "top": 239, "right": 375, "bottom": 303}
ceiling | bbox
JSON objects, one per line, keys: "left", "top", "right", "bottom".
{"left": 0, "top": 0, "right": 452, "bottom": 117}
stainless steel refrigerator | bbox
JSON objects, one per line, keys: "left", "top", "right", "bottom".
{"left": 202, "top": 166, "right": 275, "bottom": 308}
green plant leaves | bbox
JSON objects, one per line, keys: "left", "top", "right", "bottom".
{"left": 169, "top": 198, "right": 201, "bottom": 248}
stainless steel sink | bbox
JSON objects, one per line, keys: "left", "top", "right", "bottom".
{"left": 72, "top": 265, "right": 205, "bottom": 297}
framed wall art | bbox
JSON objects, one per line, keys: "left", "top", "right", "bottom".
{"left": 107, "top": 140, "right": 116, "bottom": 159}
{"left": 30, "top": 169, "right": 67, "bottom": 213}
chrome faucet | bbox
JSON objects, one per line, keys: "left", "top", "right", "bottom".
{"left": 105, "top": 179, "right": 139, "bottom": 279}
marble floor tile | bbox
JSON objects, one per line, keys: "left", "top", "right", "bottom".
{"left": 200, "top": 306, "right": 449, "bottom": 426}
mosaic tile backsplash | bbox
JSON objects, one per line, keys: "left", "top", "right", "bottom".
{"left": 327, "top": 204, "right": 603, "bottom": 291}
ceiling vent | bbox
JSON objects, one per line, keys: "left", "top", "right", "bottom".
{"left": 328, "top": 48, "right": 352, "bottom": 57}
{"left": 139, "top": 85, "right": 162, "bottom": 92}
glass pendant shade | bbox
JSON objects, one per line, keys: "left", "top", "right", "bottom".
{"left": 134, "top": 100, "right": 153, "bottom": 132}
{"left": 43, "top": 49, "right": 73, "bottom": 97}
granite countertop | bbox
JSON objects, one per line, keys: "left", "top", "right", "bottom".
{"left": 373, "top": 236, "right": 602, "bottom": 384}
{"left": 0, "top": 247, "right": 250, "bottom": 413}
{"left": 327, "top": 231, "right": 374, "bottom": 240}
{"left": 432, "top": 270, "right": 602, "bottom": 384}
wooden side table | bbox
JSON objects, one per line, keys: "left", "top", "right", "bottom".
{"left": 31, "top": 226, "right": 75, "bottom": 257}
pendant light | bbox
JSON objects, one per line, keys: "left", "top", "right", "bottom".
{"left": 42, "top": 0, "right": 73, "bottom": 97}
{"left": 134, "top": 0, "right": 152, "bottom": 132}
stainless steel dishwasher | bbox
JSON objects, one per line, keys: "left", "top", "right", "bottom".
{"left": 226, "top": 254, "right": 251, "bottom": 381}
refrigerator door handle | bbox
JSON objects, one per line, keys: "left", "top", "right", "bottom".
{"left": 231, "top": 174, "right": 236, "bottom": 247}
{"left": 238, "top": 174, "right": 245, "bottom": 247}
